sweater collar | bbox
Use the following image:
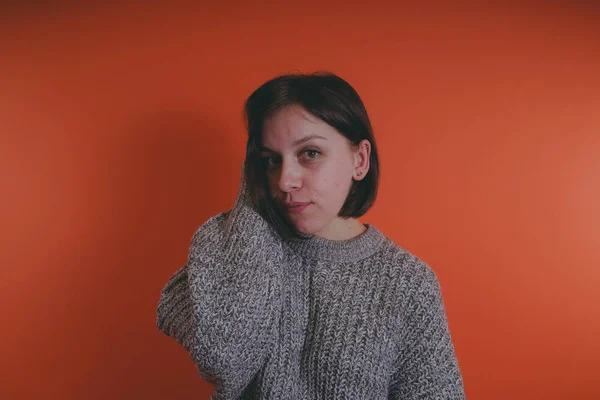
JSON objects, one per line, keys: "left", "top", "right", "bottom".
{"left": 283, "top": 223, "right": 386, "bottom": 263}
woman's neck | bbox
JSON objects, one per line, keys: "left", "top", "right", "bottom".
{"left": 312, "top": 217, "right": 367, "bottom": 241}
{"left": 284, "top": 222, "right": 385, "bottom": 263}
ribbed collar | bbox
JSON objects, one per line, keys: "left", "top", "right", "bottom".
{"left": 283, "top": 223, "right": 386, "bottom": 263}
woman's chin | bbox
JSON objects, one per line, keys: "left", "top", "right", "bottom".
{"left": 286, "top": 218, "right": 310, "bottom": 234}
{"left": 290, "top": 222, "right": 309, "bottom": 234}
{"left": 290, "top": 220, "right": 324, "bottom": 237}
{"left": 284, "top": 212, "right": 330, "bottom": 237}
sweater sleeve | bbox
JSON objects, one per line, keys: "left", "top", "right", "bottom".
{"left": 388, "top": 260, "right": 466, "bottom": 399}
{"left": 156, "top": 177, "right": 284, "bottom": 399}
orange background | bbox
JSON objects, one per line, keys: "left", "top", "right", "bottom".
{"left": 1, "top": 2, "right": 599, "bottom": 399}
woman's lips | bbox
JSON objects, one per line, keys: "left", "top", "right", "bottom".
{"left": 285, "top": 202, "right": 311, "bottom": 214}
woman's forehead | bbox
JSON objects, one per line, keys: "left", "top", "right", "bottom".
{"left": 262, "top": 105, "right": 341, "bottom": 148}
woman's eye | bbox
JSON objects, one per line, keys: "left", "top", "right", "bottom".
{"left": 304, "top": 150, "right": 321, "bottom": 159}
{"left": 263, "top": 157, "right": 280, "bottom": 167}
{"left": 261, "top": 151, "right": 319, "bottom": 168}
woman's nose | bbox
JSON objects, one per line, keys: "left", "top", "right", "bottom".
{"left": 277, "top": 160, "right": 302, "bottom": 193}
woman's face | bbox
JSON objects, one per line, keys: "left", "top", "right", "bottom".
{"left": 260, "top": 105, "right": 370, "bottom": 239}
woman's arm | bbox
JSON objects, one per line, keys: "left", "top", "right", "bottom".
{"left": 156, "top": 178, "right": 284, "bottom": 399}
{"left": 388, "top": 261, "right": 466, "bottom": 399}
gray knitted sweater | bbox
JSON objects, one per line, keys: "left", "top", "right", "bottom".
{"left": 157, "top": 182, "right": 465, "bottom": 399}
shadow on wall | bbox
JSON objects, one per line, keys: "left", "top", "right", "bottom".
{"left": 40, "top": 110, "right": 239, "bottom": 399}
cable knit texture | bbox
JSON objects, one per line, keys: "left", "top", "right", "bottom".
{"left": 157, "top": 175, "right": 466, "bottom": 399}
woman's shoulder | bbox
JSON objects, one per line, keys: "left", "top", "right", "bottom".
{"left": 367, "top": 231, "right": 447, "bottom": 338}
{"left": 373, "top": 231, "right": 440, "bottom": 288}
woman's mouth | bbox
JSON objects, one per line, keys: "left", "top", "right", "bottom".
{"left": 284, "top": 202, "right": 311, "bottom": 214}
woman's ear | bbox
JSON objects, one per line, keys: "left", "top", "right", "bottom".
{"left": 353, "top": 139, "right": 371, "bottom": 181}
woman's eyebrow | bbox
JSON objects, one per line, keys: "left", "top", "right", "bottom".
{"left": 260, "top": 135, "right": 327, "bottom": 152}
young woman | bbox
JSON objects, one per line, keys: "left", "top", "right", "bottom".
{"left": 157, "top": 72, "right": 466, "bottom": 399}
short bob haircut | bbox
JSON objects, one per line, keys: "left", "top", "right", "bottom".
{"left": 243, "top": 71, "right": 380, "bottom": 240}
